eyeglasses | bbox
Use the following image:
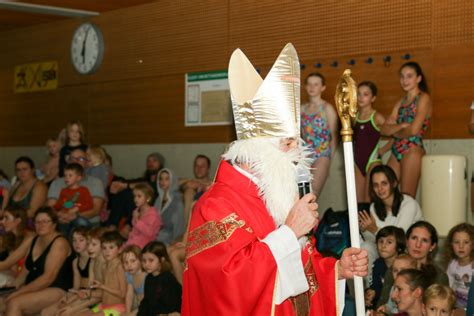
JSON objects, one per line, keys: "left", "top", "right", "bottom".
{"left": 34, "top": 219, "right": 52, "bottom": 225}
{"left": 68, "top": 157, "right": 89, "bottom": 162}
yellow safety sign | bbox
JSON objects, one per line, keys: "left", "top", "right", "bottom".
{"left": 14, "top": 61, "right": 58, "bottom": 93}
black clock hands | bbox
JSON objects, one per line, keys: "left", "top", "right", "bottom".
{"left": 81, "top": 26, "right": 90, "bottom": 64}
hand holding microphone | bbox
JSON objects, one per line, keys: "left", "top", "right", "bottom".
{"left": 285, "top": 167, "right": 319, "bottom": 239}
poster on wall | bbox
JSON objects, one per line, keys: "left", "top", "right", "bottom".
{"left": 14, "top": 61, "right": 58, "bottom": 93}
{"left": 185, "top": 70, "right": 232, "bottom": 126}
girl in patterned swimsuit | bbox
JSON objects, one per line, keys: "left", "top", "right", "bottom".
{"left": 353, "top": 81, "right": 391, "bottom": 204}
{"left": 381, "top": 62, "right": 432, "bottom": 198}
{"left": 301, "top": 73, "right": 339, "bottom": 196}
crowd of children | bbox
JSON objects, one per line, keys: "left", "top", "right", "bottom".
{"left": 37, "top": 226, "right": 182, "bottom": 316}
{"left": 0, "top": 115, "right": 213, "bottom": 314}
{"left": 364, "top": 222, "right": 474, "bottom": 315}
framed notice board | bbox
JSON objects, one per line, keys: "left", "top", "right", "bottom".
{"left": 185, "top": 70, "right": 232, "bottom": 126}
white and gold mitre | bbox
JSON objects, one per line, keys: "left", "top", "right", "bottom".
{"left": 228, "top": 43, "right": 301, "bottom": 140}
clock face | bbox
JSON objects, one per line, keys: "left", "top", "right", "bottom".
{"left": 71, "top": 23, "right": 104, "bottom": 75}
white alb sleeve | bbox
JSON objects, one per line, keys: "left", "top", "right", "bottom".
{"left": 262, "top": 225, "right": 309, "bottom": 304}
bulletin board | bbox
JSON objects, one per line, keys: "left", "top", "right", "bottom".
{"left": 185, "top": 70, "right": 232, "bottom": 126}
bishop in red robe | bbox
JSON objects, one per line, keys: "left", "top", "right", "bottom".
{"left": 182, "top": 43, "right": 368, "bottom": 316}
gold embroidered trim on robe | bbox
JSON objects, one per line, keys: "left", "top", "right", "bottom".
{"left": 304, "top": 241, "right": 319, "bottom": 296}
{"left": 185, "top": 213, "right": 250, "bottom": 260}
{"left": 289, "top": 243, "right": 320, "bottom": 316}
{"left": 290, "top": 292, "right": 310, "bottom": 316}
{"left": 305, "top": 257, "right": 319, "bottom": 296}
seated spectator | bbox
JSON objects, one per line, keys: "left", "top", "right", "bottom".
{"left": 444, "top": 223, "right": 474, "bottom": 309}
{"left": 155, "top": 169, "right": 184, "bottom": 245}
{"left": 360, "top": 165, "right": 424, "bottom": 243}
{"left": 2, "top": 207, "right": 73, "bottom": 315}
{"left": 377, "top": 221, "right": 449, "bottom": 309}
{"left": 107, "top": 152, "right": 165, "bottom": 228}
{"left": 406, "top": 221, "right": 448, "bottom": 280}
{"left": 365, "top": 226, "right": 406, "bottom": 309}
{"left": 7, "top": 157, "right": 48, "bottom": 225}
{"left": 359, "top": 165, "right": 422, "bottom": 285}
{"left": 110, "top": 152, "right": 165, "bottom": 197}
{"left": 180, "top": 154, "right": 212, "bottom": 222}
{"left": 59, "top": 120, "right": 88, "bottom": 177}
{"left": 41, "top": 137, "right": 60, "bottom": 186}
{"left": 41, "top": 226, "right": 90, "bottom": 316}
{"left": 422, "top": 284, "right": 456, "bottom": 316}
{"left": 390, "top": 266, "right": 436, "bottom": 316}
{"left": 124, "top": 183, "right": 161, "bottom": 249}
{"left": 86, "top": 145, "right": 109, "bottom": 190}
{"left": 84, "top": 231, "right": 127, "bottom": 316}
{"left": 138, "top": 241, "right": 181, "bottom": 316}
{"left": 53, "top": 227, "right": 106, "bottom": 315}
{"left": 54, "top": 163, "right": 94, "bottom": 235}
{"left": 48, "top": 149, "right": 105, "bottom": 227}
{"left": 121, "top": 245, "right": 146, "bottom": 315}
{"left": 377, "top": 254, "right": 417, "bottom": 314}
{"left": 0, "top": 206, "right": 34, "bottom": 285}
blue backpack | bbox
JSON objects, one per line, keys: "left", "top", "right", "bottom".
{"left": 314, "top": 208, "right": 351, "bottom": 258}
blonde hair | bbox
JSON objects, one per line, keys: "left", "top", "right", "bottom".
{"left": 121, "top": 245, "right": 142, "bottom": 263}
{"left": 393, "top": 253, "right": 417, "bottom": 268}
{"left": 423, "top": 284, "right": 456, "bottom": 311}
{"left": 88, "top": 145, "right": 107, "bottom": 164}
{"left": 133, "top": 183, "right": 155, "bottom": 206}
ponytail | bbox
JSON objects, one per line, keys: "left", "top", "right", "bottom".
{"left": 398, "top": 264, "right": 437, "bottom": 292}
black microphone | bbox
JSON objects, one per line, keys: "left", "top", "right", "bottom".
{"left": 297, "top": 166, "right": 312, "bottom": 198}
{"left": 297, "top": 166, "right": 316, "bottom": 238}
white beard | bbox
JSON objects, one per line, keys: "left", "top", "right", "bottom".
{"left": 222, "top": 138, "right": 313, "bottom": 227}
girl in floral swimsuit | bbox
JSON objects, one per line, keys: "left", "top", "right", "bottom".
{"left": 301, "top": 73, "right": 339, "bottom": 196}
{"left": 381, "top": 62, "right": 432, "bottom": 198}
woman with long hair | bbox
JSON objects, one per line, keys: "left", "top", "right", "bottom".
{"left": 0, "top": 206, "right": 35, "bottom": 287}
{"left": 359, "top": 165, "right": 423, "bottom": 243}
{"left": 381, "top": 62, "right": 432, "bottom": 198}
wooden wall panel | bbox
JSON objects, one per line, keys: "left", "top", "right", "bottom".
{"left": 432, "top": 44, "right": 474, "bottom": 139}
{"left": 0, "top": 0, "right": 473, "bottom": 146}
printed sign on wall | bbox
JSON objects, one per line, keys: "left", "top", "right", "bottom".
{"left": 185, "top": 70, "right": 232, "bottom": 126}
{"left": 14, "top": 61, "right": 58, "bottom": 93}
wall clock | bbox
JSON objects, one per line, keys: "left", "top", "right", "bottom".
{"left": 71, "top": 23, "right": 104, "bottom": 75}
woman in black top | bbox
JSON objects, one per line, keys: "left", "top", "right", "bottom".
{"left": 3, "top": 207, "right": 73, "bottom": 315}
